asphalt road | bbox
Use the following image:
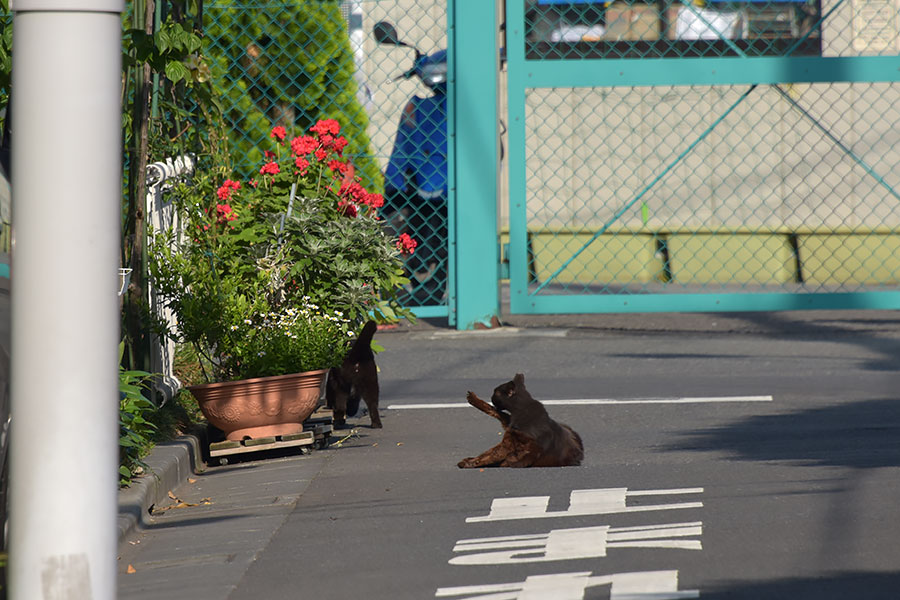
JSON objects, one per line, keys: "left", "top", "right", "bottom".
{"left": 217, "top": 318, "right": 900, "bottom": 599}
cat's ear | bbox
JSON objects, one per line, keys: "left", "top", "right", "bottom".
{"left": 513, "top": 373, "right": 525, "bottom": 388}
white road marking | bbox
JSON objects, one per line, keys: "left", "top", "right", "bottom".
{"left": 388, "top": 395, "right": 772, "bottom": 410}
{"left": 422, "top": 327, "right": 570, "bottom": 339}
{"left": 450, "top": 522, "right": 702, "bottom": 565}
{"left": 467, "top": 488, "right": 704, "bottom": 523}
{"left": 435, "top": 570, "right": 699, "bottom": 600}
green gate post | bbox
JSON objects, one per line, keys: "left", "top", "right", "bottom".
{"left": 450, "top": 0, "right": 500, "bottom": 329}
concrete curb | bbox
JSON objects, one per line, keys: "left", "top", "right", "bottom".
{"left": 116, "top": 434, "right": 204, "bottom": 543}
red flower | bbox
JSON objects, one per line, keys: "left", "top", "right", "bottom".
{"left": 366, "top": 193, "right": 384, "bottom": 209}
{"left": 337, "top": 200, "right": 357, "bottom": 218}
{"left": 310, "top": 119, "right": 340, "bottom": 137}
{"left": 396, "top": 233, "right": 417, "bottom": 255}
{"left": 328, "top": 159, "right": 349, "bottom": 175}
{"left": 339, "top": 180, "right": 367, "bottom": 203}
{"left": 270, "top": 126, "right": 287, "bottom": 141}
{"left": 295, "top": 157, "right": 310, "bottom": 174}
{"left": 216, "top": 203, "right": 237, "bottom": 224}
{"left": 314, "top": 148, "right": 328, "bottom": 162}
{"left": 332, "top": 136, "right": 349, "bottom": 154}
{"left": 291, "top": 135, "right": 318, "bottom": 156}
{"left": 216, "top": 179, "right": 241, "bottom": 201}
{"left": 260, "top": 161, "right": 280, "bottom": 176}
{"left": 264, "top": 150, "right": 276, "bottom": 159}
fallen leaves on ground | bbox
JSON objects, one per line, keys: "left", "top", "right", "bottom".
{"left": 149, "top": 491, "right": 213, "bottom": 514}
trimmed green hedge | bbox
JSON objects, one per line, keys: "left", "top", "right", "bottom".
{"left": 205, "top": 0, "right": 383, "bottom": 191}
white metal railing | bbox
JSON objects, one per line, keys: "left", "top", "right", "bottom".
{"left": 145, "top": 154, "right": 195, "bottom": 403}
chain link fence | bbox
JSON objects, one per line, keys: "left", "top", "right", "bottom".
{"left": 510, "top": 0, "right": 900, "bottom": 306}
{"left": 203, "top": 0, "right": 450, "bottom": 309}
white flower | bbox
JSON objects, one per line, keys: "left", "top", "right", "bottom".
{"left": 230, "top": 325, "right": 239, "bottom": 331}
{"left": 244, "top": 319, "right": 253, "bottom": 325}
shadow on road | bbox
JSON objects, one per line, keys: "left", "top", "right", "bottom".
{"left": 666, "top": 397, "right": 900, "bottom": 597}
{"left": 736, "top": 311, "right": 900, "bottom": 373}
{"left": 702, "top": 571, "right": 900, "bottom": 599}
{"left": 664, "top": 396, "right": 900, "bottom": 469}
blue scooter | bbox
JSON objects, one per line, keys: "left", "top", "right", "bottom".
{"left": 374, "top": 21, "right": 449, "bottom": 306}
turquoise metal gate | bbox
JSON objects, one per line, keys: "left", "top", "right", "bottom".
{"left": 505, "top": 0, "right": 900, "bottom": 314}
{"left": 199, "top": 0, "right": 501, "bottom": 327}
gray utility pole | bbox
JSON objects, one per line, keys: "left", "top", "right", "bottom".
{"left": 8, "top": 0, "right": 124, "bottom": 597}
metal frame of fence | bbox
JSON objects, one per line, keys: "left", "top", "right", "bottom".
{"left": 451, "top": 0, "right": 501, "bottom": 327}
{"left": 197, "top": 0, "right": 900, "bottom": 324}
{"left": 503, "top": 0, "right": 900, "bottom": 315}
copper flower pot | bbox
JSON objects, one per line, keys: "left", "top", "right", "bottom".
{"left": 188, "top": 369, "right": 327, "bottom": 441}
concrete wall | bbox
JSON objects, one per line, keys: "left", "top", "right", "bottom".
{"left": 506, "top": 1, "right": 900, "bottom": 233}
{"left": 522, "top": 81, "right": 900, "bottom": 232}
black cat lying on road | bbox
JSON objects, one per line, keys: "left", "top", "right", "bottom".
{"left": 458, "top": 373, "right": 583, "bottom": 468}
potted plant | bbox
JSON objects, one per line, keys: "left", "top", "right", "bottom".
{"left": 149, "top": 120, "right": 415, "bottom": 440}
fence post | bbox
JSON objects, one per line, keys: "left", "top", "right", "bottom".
{"left": 450, "top": 0, "right": 500, "bottom": 329}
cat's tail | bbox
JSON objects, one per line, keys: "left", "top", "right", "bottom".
{"left": 348, "top": 320, "right": 377, "bottom": 361}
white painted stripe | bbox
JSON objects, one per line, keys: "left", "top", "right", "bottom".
{"left": 456, "top": 532, "right": 548, "bottom": 546}
{"left": 607, "top": 522, "right": 703, "bottom": 542}
{"left": 466, "top": 488, "right": 704, "bottom": 523}
{"left": 388, "top": 402, "right": 480, "bottom": 409}
{"left": 450, "top": 523, "right": 702, "bottom": 566}
{"left": 450, "top": 526, "right": 611, "bottom": 565}
{"left": 629, "top": 488, "right": 705, "bottom": 496}
{"left": 609, "top": 540, "right": 703, "bottom": 551}
{"left": 454, "top": 536, "right": 550, "bottom": 553}
{"left": 388, "top": 395, "right": 772, "bottom": 410}
{"left": 435, "top": 570, "right": 699, "bottom": 600}
{"left": 608, "top": 522, "right": 703, "bottom": 535}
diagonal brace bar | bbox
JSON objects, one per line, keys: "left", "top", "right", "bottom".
{"left": 531, "top": 0, "right": 848, "bottom": 294}
{"left": 532, "top": 84, "right": 757, "bottom": 294}
{"left": 773, "top": 85, "right": 900, "bottom": 205}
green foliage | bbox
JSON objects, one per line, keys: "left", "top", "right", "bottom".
{"left": 203, "top": 0, "right": 383, "bottom": 190}
{"left": 148, "top": 120, "right": 412, "bottom": 383}
{"left": 0, "top": 5, "right": 10, "bottom": 110}
{"left": 122, "top": 15, "right": 225, "bottom": 167}
{"left": 125, "top": 20, "right": 205, "bottom": 82}
{"left": 121, "top": 8, "right": 227, "bottom": 375}
{"left": 118, "top": 343, "right": 157, "bottom": 486}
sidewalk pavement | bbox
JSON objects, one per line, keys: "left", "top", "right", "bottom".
{"left": 117, "top": 432, "right": 333, "bottom": 598}
{"left": 116, "top": 309, "right": 900, "bottom": 596}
